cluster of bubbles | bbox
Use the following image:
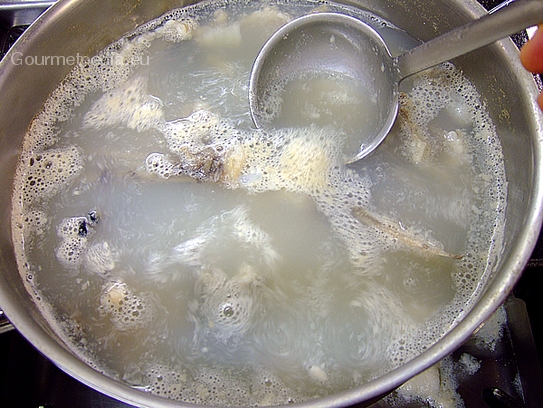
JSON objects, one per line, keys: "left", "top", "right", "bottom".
{"left": 241, "top": 125, "right": 344, "bottom": 194}
{"left": 55, "top": 210, "right": 98, "bottom": 261}
{"left": 12, "top": 208, "right": 48, "bottom": 246}
{"left": 55, "top": 215, "right": 97, "bottom": 270}
{"left": 396, "top": 64, "right": 478, "bottom": 167}
{"left": 141, "top": 363, "right": 298, "bottom": 406}
{"left": 100, "top": 281, "right": 155, "bottom": 331}
{"left": 82, "top": 76, "right": 164, "bottom": 132}
{"left": 158, "top": 107, "right": 346, "bottom": 195}
{"left": 194, "top": 266, "right": 260, "bottom": 344}
{"left": 399, "top": 63, "right": 507, "bottom": 300}
{"left": 383, "top": 67, "right": 507, "bottom": 368}
{"left": 18, "top": 147, "right": 83, "bottom": 203}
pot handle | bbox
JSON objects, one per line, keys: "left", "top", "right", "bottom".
{"left": 0, "top": 308, "right": 14, "bottom": 334}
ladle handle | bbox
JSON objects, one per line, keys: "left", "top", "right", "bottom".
{"left": 396, "top": 0, "right": 543, "bottom": 80}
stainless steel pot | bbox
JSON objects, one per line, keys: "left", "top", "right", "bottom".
{"left": 1, "top": 0, "right": 542, "bottom": 406}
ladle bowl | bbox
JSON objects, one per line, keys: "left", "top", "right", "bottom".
{"left": 249, "top": 0, "right": 543, "bottom": 162}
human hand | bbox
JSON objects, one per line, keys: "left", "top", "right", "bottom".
{"left": 520, "top": 24, "right": 543, "bottom": 110}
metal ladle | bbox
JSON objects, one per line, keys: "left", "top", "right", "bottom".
{"left": 249, "top": 0, "right": 543, "bottom": 163}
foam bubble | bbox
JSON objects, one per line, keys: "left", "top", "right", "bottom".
{"left": 237, "top": 126, "right": 343, "bottom": 193}
{"left": 83, "top": 76, "right": 164, "bottom": 132}
{"left": 392, "top": 361, "right": 462, "bottom": 407}
{"left": 154, "top": 19, "right": 197, "bottom": 43}
{"left": 18, "top": 146, "right": 83, "bottom": 204}
{"left": 145, "top": 152, "right": 184, "bottom": 179}
{"left": 55, "top": 214, "right": 97, "bottom": 270}
{"left": 457, "top": 353, "right": 481, "bottom": 376}
{"left": 188, "top": 207, "right": 280, "bottom": 343}
{"left": 146, "top": 365, "right": 298, "bottom": 406}
{"left": 198, "top": 276, "right": 255, "bottom": 341}
{"left": 12, "top": 208, "right": 48, "bottom": 245}
{"left": 396, "top": 64, "right": 478, "bottom": 167}
{"left": 100, "top": 281, "right": 154, "bottom": 331}
{"left": 160, "top": 111, "right": 247, "bottom": 184}
{"left": 472, "top": 304, "right": 507, "bottom": 352}
{"left": 156, "top": 110, "right": 347, "bottom": 194}
{"left": 138, "top": 364, "right": 188, "bottom": 398}
{"left": 17, "top": 11, "right": 197, "bottom": 152}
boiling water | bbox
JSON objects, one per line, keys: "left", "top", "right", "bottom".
{"left": 11, "top": 0, "right": 507, "bottom": 405}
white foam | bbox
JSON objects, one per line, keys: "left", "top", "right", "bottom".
{"left": 472, "top": 304, "right": 507, "bottom": 352}
{"left": 11, "top": 208, "right": 48, "bottom": 246}
{"left": 83, "top": 76, "right": 164, "bottom": 132}
{"left": 17, "top": 146, "right": 83, "bottom": 204}
{"left": 145, "top": 152, "right": 183, "bottom": 179}
{"left": 100, "top": 281, "right": 154, "bottom": 331}
{"left": 55, "top": 216, "right": 95, "bottom": 270}
{"left": 457, "top": 353, "right": 481, "bottom": 376}
{"left": 392, "top": 360, "right": 463, "bottom": 408}
{"left": 157, "top": 365, "right": 299, "bottom": 405}
{"left": 154, "top": 19, "right": 197, "bottom": 43}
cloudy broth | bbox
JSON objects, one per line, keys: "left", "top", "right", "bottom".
{"left": 11, "top": 0, "right": 506, "bottom": 405}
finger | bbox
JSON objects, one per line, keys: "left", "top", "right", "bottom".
{"left": 537, "top": 92, "right": 543, "bottom": 111}
{"left": 521, "top": 24, "right": 543, "bottom": 74}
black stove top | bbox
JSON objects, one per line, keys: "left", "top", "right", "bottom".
{"left": 1, "top": 1, "right": 543, "bottom": 407}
